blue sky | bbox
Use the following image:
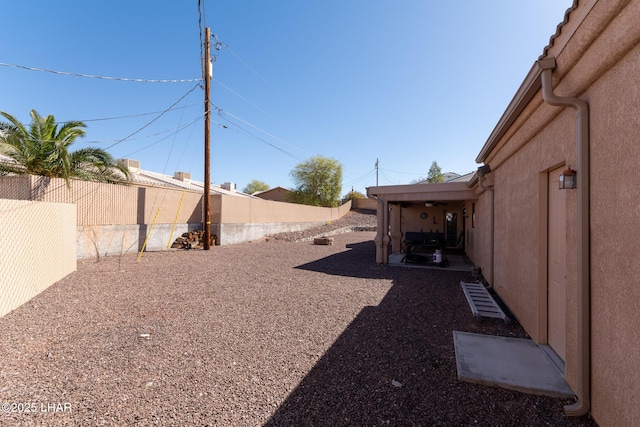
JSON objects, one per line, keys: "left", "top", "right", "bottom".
{"left": 1, "top": 1, "right": 571, "bottom": 195}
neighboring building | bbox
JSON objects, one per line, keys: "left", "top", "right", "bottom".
{"left": 117, "top": 158, "right": 255, "bottom": 198}
{"left": 445, "top": 171, "right": 474, "bottom": 183}
{"left": 442, "top": 172, "right": 460, "bottom": 182}
{"left": 369, "top": 1, "right": 640, "bottom": 424}
{"left": 252, "top": 186, "right": 292, "bottom": 202}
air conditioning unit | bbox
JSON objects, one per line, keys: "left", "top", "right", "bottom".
{"left": 174, "top": 171, "right": 191, "bottom": 182}
{"left": 221, "top": 182, "right": 236, "bottom": 192}
{"left": 118, "top": 158, "right": 140, "bottom": 171}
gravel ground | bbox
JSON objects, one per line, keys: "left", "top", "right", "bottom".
{"left": 0, "top": 212, "right": 596, "bottom": 426}
{"left": 267, "top": 209, "right": 378, "bottom": 242}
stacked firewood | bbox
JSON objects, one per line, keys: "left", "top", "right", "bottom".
{"left": 171, "top": 230, "right": 216, "bottom": 249}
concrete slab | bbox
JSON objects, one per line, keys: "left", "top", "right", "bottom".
{"left": 453, "top": 331, "right": 574, "bottom": 397}
{"left": 388, "top": 253, "right": 472, "bottom": 272}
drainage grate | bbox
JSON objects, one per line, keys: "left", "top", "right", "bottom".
{"left": 460, "top": 281, "right": 511, "bottom": 325}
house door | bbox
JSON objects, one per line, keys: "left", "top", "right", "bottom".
{"left": 445, "top": 212, "right": 458, "bottom": 247}
{"left": 548, "top": 167, "right": 567, "bottom": 361}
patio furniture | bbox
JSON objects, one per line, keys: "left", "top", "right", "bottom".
{"left": 402, "top": 231, "right": 445, "bottom": 265}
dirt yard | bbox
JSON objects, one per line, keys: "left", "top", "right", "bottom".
{"left": 0, "top": 231, "right": 595, "bottom": 426}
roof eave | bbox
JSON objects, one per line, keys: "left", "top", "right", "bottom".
{"left": 476, "top": 57, "right": 556, "bottom": 164}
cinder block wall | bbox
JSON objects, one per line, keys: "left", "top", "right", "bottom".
{"left": 0, "top": 199, "right": 76, "bottom": 317}
{"left": 352, "top": 198, "right": 377, "bottom": 210}
{"left": 0, "top": 176, "right": 356, "bottom": 257}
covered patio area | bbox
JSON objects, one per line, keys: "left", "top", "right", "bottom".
{"left": 367, "top": 181, "right": 478, "bottom": 265}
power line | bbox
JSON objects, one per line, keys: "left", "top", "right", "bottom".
{"left": 379, "top": 169, "right": 401, "bottom": 185}
{"left": 212, "top": 78, "right": 272, "bottom": 117}
{"left": 105, "top": 83, "right": 201, "bottom": 150}
{"left": 61, "top": 103, "right": 200, "bottom": 124}
{"left": 198, "top": 0, "right": 205, "bottom": 64}
{"left": 121, "top": 117, "right": 201, "bottom": 158}
{"left": 212, "top": 104, "right": 308, "bottom": 156}
{"left": 216, "top": 112, "right": 302, "bottom": 161}
{"left": 343, "top": 169, "right": 376, "bottom": 188}
{"left": 212, "top": 34, "right": 269, "bottom": 84}
{"left": 0, "top": 62, "right": 201, "bottom": 83}
{"left": 380, "top": 167, "right": 428, "bottom": 176}
{"left": 220, "top": 118, "right": 302, "bottom": 161}
{"left": 80, "top": 114, "right": 204, "bottom": 144}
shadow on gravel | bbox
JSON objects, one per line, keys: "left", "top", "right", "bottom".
{"left": 266, "top": 239, "right": 595, "bottom": 426}
{"left": 293, "top": 240, "right": 396, "bottom": 280}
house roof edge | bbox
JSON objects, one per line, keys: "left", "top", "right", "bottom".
{"left": 475, "top": 60, "right": 547, "bottom": 164}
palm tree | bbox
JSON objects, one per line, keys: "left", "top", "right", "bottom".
{"left": 0, "top": 109, "right": 130, "bottom": 187}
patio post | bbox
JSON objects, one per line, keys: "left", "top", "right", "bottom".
{"left": 389, "top": 203, "right": 402, "bottom": 254}
{"left": 374, "top": 198, "right": 389, "bottom": 264}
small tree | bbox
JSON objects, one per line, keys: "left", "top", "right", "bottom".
{"left": 243, "top": 179, "right": 269, "bottom": 194}
{"left": 427, "top": 161, "right": 444, "bottom": 183}
{"left": 289, "top": 155, "right": 342, "bottom": 207}
{"left": 341, "top": 190, "right": 365, "bottom": 205}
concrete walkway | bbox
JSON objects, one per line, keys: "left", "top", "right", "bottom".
{"left": 388, "top": 253, "right": 473, "bottom": 272}
{"left": 453, "top": 331, "right": 574, "bottom": 397}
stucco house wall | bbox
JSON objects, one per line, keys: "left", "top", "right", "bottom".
{"left": 474, "top": 0, "right": 640, "bottom": 425}
{"left": 465, "top": 187, "right": 495, "bottom": 284}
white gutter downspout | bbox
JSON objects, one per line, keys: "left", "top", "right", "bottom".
{"left": 477, "top": 165, "right": 494, "bottom": 289}
{"left": 539, "top": 58, "right": 591, "bottom": 417}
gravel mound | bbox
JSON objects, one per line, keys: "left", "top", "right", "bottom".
{"left": 268, "top": 209, "right": 377, "bottom": 242}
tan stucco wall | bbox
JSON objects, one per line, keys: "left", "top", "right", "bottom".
{"left": 0, "top": 175, "right": 204, "bottom": 226}
{"left": 476, "top": 1, "right": 640, "bottom": 424}
{"left": 216, "top": 195, "right": 351, "bottom": 224}
{"left": 0, "top": 199, "right": 76, "bottom": 317}
{"left": 0, "top": 176, "right": 357, "bottom": 255}
{"left": 394, "top": 203, "right": 465, "bottom": 252}
{"left": 352, "top": 197, "right": 378, "bottom": 211}
{"left": 465, "top": 190, "right": 494, "bottom": 283}
{"left": 586, "top": 35, "right": 640, "bottom": 427}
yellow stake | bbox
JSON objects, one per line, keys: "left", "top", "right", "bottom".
{"left": 167, "top": 190, "right": 186, "bottom": 249}
{"left": 137, "top": 208, "right": 160, "bottom": 262}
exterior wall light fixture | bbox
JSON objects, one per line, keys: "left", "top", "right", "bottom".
{"left": 559, "top": 167, "right": 577, "bottom": 190}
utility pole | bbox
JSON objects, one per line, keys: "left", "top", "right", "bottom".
{"left": 375, "top": 158, "right": 379, "bottom": 186}
{"left": 203, "top": 27, "right": 212, "bottom": 250}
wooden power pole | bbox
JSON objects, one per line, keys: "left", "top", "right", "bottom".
{"left": 203, "top": 27, "right": 212, "bottom": 250}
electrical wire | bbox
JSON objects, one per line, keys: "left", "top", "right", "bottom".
{"left": 68, "top": 103, "right": 200, "bottom": 124}
{"left": 343, "top": 169, "right": 376, "bottom": 188}
{"left": 379, "top": 169, "right": 401, "bottom": 185}
{"left": 105, "top": 83, "right": 201, "bottom": 150}
{"left": 212, "top": 34, "right": 269, "bottom": 84}
{"left": 213, "top": 104, "right": 308, "bottom": 156}
{"left": 217, "top": 113, "right": 302, "bottom": 161}
{"left": 198, "top": 0, "right": 204, "bottom": 65}
{"left": 0, "top": 62, "right": 200, "bottom": 83}
{"left": 175, "top": 115, "right": 201, "bottom": 173}
{"left": 380, "top": 167, "right": 430, "bottom": 176}
{"left": 121, "top": 117, "right": 201, "bottom": 158}
{"left": 95, "top": 114, "right": 204, "bottom": 144}
{"left": 212, "top": 78, "right": 272, "bottom": 117}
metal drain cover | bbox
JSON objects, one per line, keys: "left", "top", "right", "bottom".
{"left": 460, "top": 281, "right": 511, "bottom": 325}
